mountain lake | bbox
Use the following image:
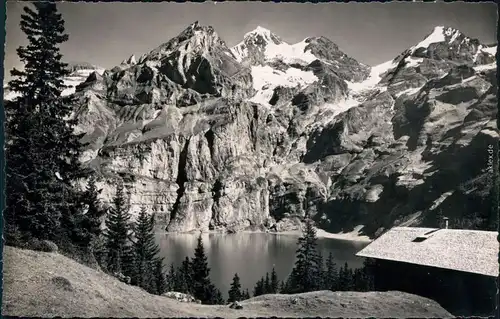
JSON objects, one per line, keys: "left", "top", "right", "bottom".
{"left": 156, "top": 232, "right": 369, "bottom": 298}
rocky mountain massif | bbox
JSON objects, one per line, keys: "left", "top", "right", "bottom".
{"left": 7, "top": 23, "right": 497, "bottom": 238}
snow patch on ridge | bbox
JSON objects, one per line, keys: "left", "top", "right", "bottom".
{"left": 316, "top": 97, "right": 360, "bottom": 126}
{"left": 250, "top": 65, "right": 318, "bottom": 106}
{"left": 251, "top": 65, "right": 318, "bottom": 90}
{"left": 395, "top": 86, "right": 424, "bottom": 98}
{"left": 231, "top": 26, "right": 318, "bottom": 64}
{"left": 473, "top": 45, "right": 483, "bottom": 63}
{"left": 405, "top": 57, "right": 424, "bottom": 68}
{"left": 449, "top": 29, "right": 461, "bottom": 43}
{"left": 264, "top": 39, "right": 318, "bottom": 64}
{"left": 411, "top": 26, "right": 446, "bottom": 53}
{"left": 346, "top": 59, "right": 398, "bottom": 92}
{"left": 474, "top": 63, "right": 496, "bottom": 72}
{"left": 481, "top": 45, "right": 497, "bottom": 56}
{"left": 429, "top": 191, "right": 454, "bottom": 211}
{"left": 231, "top": 45, "right": 248, "bottom": 63}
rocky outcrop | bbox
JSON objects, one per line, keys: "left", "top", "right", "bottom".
{"left": 162, "top": 292, "right": 201, "bottom": 304}
{"left": 63, "top": 23, "right": 497, "bottom": 237}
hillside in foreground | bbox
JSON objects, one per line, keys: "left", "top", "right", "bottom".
{"left": 2, "top": 246, "right": 452, "bottom": 318}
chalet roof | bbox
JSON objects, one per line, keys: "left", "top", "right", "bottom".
{"left": 356, "top": 227, "right": 499, "bottom": 277}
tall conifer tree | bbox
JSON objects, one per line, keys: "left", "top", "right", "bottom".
{"left": 228, "top": 273, "right": 243, "bottom": 303}
{"left": 286, "top": 219, "right": 323, "bottom": 293}
{"left": 175, "top": 257, "right": 193, "bottom": 294}
{"left": 166, "top": 263, "right": 177, "bottom": 292}
{"left": 5, "top": 3, "right": 86, "bottom": 243}
{"left": 153, "top": 259, "right": 167, "bottom": 295}
{"left": 131, "top": 206, "right": 162, "bottom": 292}
{"left": 324, "top": 252, "right": 338, "bottom": 291}
{"left": 242, "top": 289, "right": 250, "bottom": 300}
{"left": 253, "top": 277, "right": 265, "bottom": 297}
{"left": 104, "top": 182, "right": 132, "bottom": 275}
{"left": 264, "top": 272, "right": 271, "bottom": 294}
{"left": 190, "top": 235, "right": 222, "bottom": 304}
{"left": 76, "top": 174, "right": 106, "bottom": 248}
{"left": 270, "top": 267, "right": 279, "bottom": 293}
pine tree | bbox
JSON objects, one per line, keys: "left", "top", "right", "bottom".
{"left": 131, "top": 206, "right": 161, "bottom": 292}
{"left": 253, "top": 277, "right": 264, "bottom": 297}
{"left": 166, "top": 263, "right": 176, "bottom": 292}
{"left": 92, "top": 233, "right": 107, "bottom": 268}
{"left": 338, "top": 262, "right": 354, "bottom": 291}
{"left": 337, "top": 263, "right": 346, "bottom": 291}
{"left": 175, "top": 257, "right": 193, "bottom": 294}
{"left": 317, "top": 251, "right": 325, "bottom": 289}
{"left": 353, "top": 268, "right": 363, "bottom": 291}
{"left": 279, "top": 280, "right": 287, "bottom": 294}
{"left": 228, "top": 273, "right": 243, "bottom": 302}
{"left": 242, "top": 289, "right": 250, "bottom": 300}
{"left": 191, "top": 235, "right": 215, "bottom": 304}
{"left": 207, "top": 284, "right": 225, "bottom": 305}
{"left": 5, "top": 3, "right": 86, "bottom": 244}
{"left": 153, "top": 259, "right": 167, "bottom": 295}
{"left": 270, "top": 267, "right": 279, "bottom": 293}
{"left": 346, "top": 265, "right": 355, "bottom": 291}
{"left": 361, "top": 258, "right": 375, "bottom": 291}
{"left": 435, "top": 209, "right": 444, "bottom": 228}
{"left": 76, "top": 174, "right": 106, "bottom": 248}
{"left": 104, "top": 182, "right": 132, "bottom": 275}
{"left": 264, "top": 272, "right": 271, "bottom": 294}
{"left": 286, "top": 219, "right": 322, "bottom": 293}
{"left": 85, "top": 175, "right": 105, "bottom": 237}
{"left": 324, "top": 252, "right": 338, "bottom": 291}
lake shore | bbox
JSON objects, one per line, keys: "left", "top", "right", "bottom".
{"left": 256, "top": 226, "right": 372, "bottom": 243}
{"left": 275, "top": 228, "right": 372, "bottom": 243}
{"left": 162, "top": 226, "right": 373, "bottom": 243}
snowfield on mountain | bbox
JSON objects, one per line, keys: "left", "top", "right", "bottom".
{"left": 4, "top": 22, "right": 497, "bottom": 238}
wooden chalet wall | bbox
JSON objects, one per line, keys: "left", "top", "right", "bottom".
{"left": 370, "top": 258, "right": 497, "bottom": 317}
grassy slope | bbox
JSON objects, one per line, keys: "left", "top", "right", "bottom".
{"left": 2, "top": 246, "right": 453, "bottom": 318}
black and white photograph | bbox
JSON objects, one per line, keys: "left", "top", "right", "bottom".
{"left": 2, "top": 1, "right": 498, "bottom": 318}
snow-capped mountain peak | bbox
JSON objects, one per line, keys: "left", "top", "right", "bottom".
{"left": 243, "top": 26, "right": 281, "bottom": 43}
{"left": 404, "top": 25, "right": 495, "bottom": 67}
{"left": 231, "top": 26, "right": 320, "bottom": 65}
{"left": 409, "top": 25, "right": 479, "bottom": 55}
{"left": 412, "top": 26, "right": 451, "bottom": 52}
{"left": 245, "top": 26, "right": 270, "bottom": 36}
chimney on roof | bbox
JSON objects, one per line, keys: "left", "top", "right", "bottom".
{"left": 443, "top": 217, "right": 449, "bottom": 229}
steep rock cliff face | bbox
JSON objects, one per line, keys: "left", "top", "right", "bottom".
{"left": 21, "top": 23, "right": 496, "bottom": 237}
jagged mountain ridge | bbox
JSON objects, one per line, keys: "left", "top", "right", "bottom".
{"left": 10, "top": 22, "right": 498, "bottom": 238}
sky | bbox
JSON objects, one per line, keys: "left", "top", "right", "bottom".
{"left": 4, "top": 1, "right": 497, "bottom": 81}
